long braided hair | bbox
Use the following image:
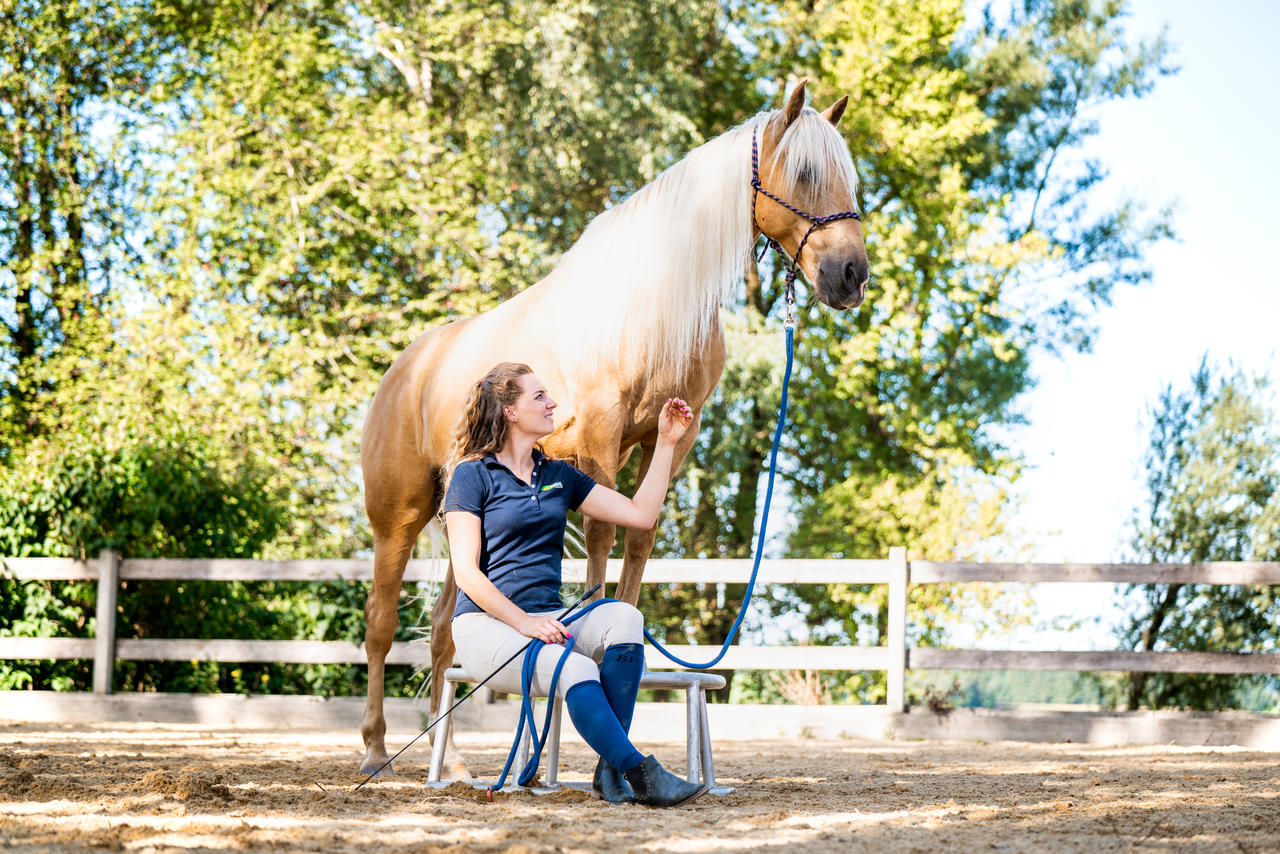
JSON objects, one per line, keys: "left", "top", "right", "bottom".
{"left": 440, "top": 362, "right": 534, "bottom": 499}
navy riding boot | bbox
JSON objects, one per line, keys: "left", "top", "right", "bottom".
{"left": 564, "top": 681, "right": 704, "bottom": 808}
{"left": 593, "top": 642, "right": 644, "bottom": 802}
{"left": 565, "top": 680, "right": 645, "bottom": 780}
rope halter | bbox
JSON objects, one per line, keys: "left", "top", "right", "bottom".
{"left": 750, "top": 125, "right": 861, "bottom": 327}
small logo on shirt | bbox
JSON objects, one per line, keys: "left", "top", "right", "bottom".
{"left": 540, "top": 481, "right": 563, "bottom": 493}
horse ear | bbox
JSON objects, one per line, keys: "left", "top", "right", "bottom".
{"left": 820, "top": 95, "right": 848, "bottom": 127}
{"left": 784, "top": 79, "right": 807, "bottom": 128}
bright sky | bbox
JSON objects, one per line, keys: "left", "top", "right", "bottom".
{"left": 1010, "top": 0, "right": 1280, "bottom": 565}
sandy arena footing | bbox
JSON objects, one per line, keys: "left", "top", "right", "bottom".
{"left": 1, "top": 722, "right": 1278, "bottom": 852}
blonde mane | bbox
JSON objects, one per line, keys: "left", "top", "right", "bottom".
{"left": 544, "top": 107, "right": 859, "bottom": 386}
{"left": 769, "top": 109, "right": 861, "bottom": 214}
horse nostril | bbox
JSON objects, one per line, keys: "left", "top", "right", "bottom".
{"left": 844, "top": 262, "right": 857, "bottom": 286}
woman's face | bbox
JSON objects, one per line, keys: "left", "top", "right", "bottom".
{"left": 505, "top": 373, "right": 557, "bottom": 439}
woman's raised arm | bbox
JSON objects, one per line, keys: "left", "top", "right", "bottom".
{"left": 577, "top": 397, "right": 693, "bottom": 529}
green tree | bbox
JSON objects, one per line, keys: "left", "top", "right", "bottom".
{"left": 642, "top": 0, "right": 1169, "bottom": 703}
{"left": 0, "top": 0, "right": 189, "bottom": 448}
{"left": 786, "top": 0, "right": 1171, "bottom": 559}
{"left": 0, "top": 427, "right": 285, "bottom": 691}
{"left": 1, "top": 0, "right": 760, "bottom": 696}
{"left": 135, "top": 0, "right": 757, "bottom": 556}
{"left": 1, "top": 0, "right": 1178, "bottom": 703}
{"left": 1119, "top": 360, "right": 1280, "bottom": 710}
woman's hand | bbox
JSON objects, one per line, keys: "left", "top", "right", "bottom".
{"left": 517, "top": 613, "right": 571, "bottom": 645}
{"left": 574, "top": 398, "right": 694, "bottom": 529}
{"left": 657, "top": 397, "right": 694, "bottom": 446}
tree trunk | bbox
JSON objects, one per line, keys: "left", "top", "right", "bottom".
{"left": 701, "top": 583, "right": 735, "bottom": 703}
{"left": 745, "top": 250, "right": 764, "bottom": 315}
{"left": 58, "top": 76, "right": 87, "bottom": 317}
{"left": 745, "top": 248, "right": 781, "bottom": 317}
{"left": 728, "top": 394, "right": 767, "bottom": 555}
{"left": 11, "top": 95, "right": 39, "bottom": 432}
{"left": 1127, "top": 583, "right": 1184, "bottom": 709}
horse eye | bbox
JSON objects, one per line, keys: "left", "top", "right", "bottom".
{"left": 797, "top": 165, "right": 814, "bottom": 184}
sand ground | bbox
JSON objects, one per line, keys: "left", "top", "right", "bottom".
{"left": 1, "top": 722, "right": 1278, "bottom": 853}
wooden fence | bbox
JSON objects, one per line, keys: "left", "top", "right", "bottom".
{"left": 4, "top": 549, "right": 1280, "bottom": 715}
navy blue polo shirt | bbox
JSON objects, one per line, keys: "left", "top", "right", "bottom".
{"left": 443, "top": 448, "right": 598, "bottom": 619}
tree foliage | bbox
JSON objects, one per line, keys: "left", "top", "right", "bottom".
{"left": 0, "top": 0, "right": 187, "bottom": 447}
{"left": 642, "top": 0, "right": 1168, "bottom": 702}
{"left": 1116, "top": 360, "right": 1280, "bottom": 710}
{"left": 2, "top": 0, "right": 1174, "bottom": 700}
{"left": 0, "top": 426, "right": 285, "bottom": 691}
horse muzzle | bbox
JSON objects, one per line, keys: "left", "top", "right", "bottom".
{"left": 845, "top": 277, "right": 868, "bottom": 309}
{"left": 816, "top": 258, "right": 869, "bottom": 309}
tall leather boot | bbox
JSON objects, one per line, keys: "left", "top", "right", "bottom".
{"left": 623, "top": 755, "right": 709, "bottom": 808}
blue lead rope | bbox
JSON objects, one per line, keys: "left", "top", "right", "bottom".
{"left": 492, "top": 325, "right": 796, "bottom": 789}
{"left": 492, "top": 597, "right": 618, "bottom": 790}
{"left": 643, "top": 323, "right": 795, "bottom": 668}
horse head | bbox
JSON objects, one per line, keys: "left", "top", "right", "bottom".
{"left": 753, "top": 80, "right": 869, "bottom": 309}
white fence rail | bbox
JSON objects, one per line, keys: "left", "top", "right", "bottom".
{"left": 4, "top": 549, "right": 1280, "bottom": 713}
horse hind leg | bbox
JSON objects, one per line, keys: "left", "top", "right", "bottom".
{"left": 360, "top": 508, "right": 428, "bottom": 777}
{"left": 427, "top": 564, "right": 472, "bottom": 781}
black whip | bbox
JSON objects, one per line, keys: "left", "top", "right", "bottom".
{"left": 352, "top": 583, "right": 602, "bottom": 792}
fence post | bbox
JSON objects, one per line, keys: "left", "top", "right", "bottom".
{"left": 886, "top": 546, "right": 908, "bottom": 712}
{"left": 93, "top": 549, "right": 119, "bottom": 695}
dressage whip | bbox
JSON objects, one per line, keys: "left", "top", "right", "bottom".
{"left": 351, "top": 583, "right": 601, "bottom": 792}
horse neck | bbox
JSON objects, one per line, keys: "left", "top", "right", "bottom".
{"left": 543, "top": 118, "right": 761, "bottom": 389}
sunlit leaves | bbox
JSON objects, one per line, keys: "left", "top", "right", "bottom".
{"left": 1115, "top": 361, "right": 1280, "bottom": 710}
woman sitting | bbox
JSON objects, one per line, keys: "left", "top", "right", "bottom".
{"left": 442, "top": 361, "right": 707, "bottom": 808}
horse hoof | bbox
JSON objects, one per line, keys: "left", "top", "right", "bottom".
{"left": 443, "top": 759, "right": 473, "bottom": 782}
{"left": 359, "top": 759, "right": 395, "bottom": 778}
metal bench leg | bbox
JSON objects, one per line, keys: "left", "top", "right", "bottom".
{"left": 546, "top": 695, "right": 563, "bottom": 787}
{"left": 428, "top": 676, "right": 458, "bottom": 783}
{"left": 685, "top": 684, "right": 702, "bottom": 783}
{"left": 698, "top": 687, "right": 716, "bottom": 787}
{"left": 515, "top": 708, "right": 532, "bottom": 782}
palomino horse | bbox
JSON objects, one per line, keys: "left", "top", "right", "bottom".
{"left": 358, "top": 81, "right": 869, "bottom": 778}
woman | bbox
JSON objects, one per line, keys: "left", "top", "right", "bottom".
{"left": 441, "top": 361, "right": 707, "bottom": 808}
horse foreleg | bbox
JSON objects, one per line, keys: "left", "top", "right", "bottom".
{"left": 427, "top": 565, "right": 471, "bottom": 780}
{"left": 617, "top": 412, "right": 702, "bottom": 605}
{"left": 576, "top": 439, "right": 623, "bottom": 602}
{"left": 583, "top": 516, "right": 617, "bottom": 602}
{"left": 617, "top": 442, "right": 658, "bottom": 606}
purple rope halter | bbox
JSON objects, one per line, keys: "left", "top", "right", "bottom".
{"left": 750, "top": 125, "right": 861, "bottom": 325}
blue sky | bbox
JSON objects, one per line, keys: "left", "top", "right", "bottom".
{"left": 1010, "top": 0, "right": 1280, "bottom": 564}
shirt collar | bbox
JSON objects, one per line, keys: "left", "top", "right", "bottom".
{"left": 482, "top": 447, "right": 547, "bottom": 469}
